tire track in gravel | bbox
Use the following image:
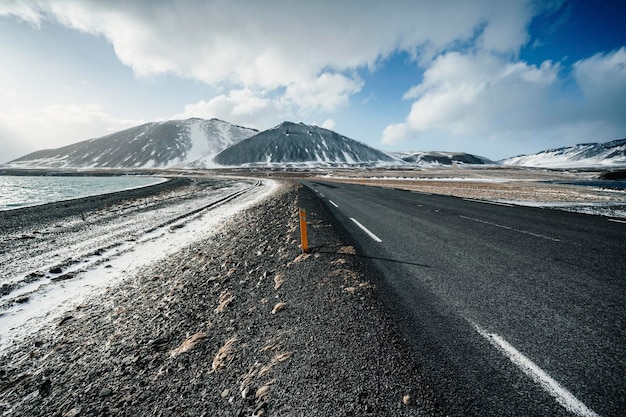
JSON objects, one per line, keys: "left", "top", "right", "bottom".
{"left": 0, "top": 178, "right": 259, "bottom": 314}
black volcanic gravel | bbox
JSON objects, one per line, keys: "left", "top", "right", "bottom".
{"left": 0, "top": 182, "right": 445, "bottom": 416}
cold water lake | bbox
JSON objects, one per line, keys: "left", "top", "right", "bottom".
{"left": 0, "top": 175, "right": 166, "bottom": 210}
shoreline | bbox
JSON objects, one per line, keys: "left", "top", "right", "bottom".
{"left": 0, "top": 177, "right": 190, "bottom": 234}
{"left": 0, "top": 175, "right": 170, "bottom": 213}
{"left": 0, "top": 183, "right": 445, "bottom": 416}
{"left": 0, "top": 178, "right": 277, "bottom": 352}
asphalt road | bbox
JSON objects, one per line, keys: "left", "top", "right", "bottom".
{"left": 303, "top": 180, "right": 626, "bottom": 417}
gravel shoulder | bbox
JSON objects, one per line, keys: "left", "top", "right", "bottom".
{"left": 0, "top": 182, "right": 444, "bottom": 416}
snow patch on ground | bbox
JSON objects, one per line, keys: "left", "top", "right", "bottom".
{"left": 497, "top": 200, "right": 626, "bottom": 219}
{"left": 333, "top": 176, "right": 536, "bottom": 183}
{"left": 0, "top": 180, "right": 279, "bottom": 352}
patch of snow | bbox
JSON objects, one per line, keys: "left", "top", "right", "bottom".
{"left": 342, "top": 151, "right": 356, "bottom": 164}
{"left": 0, "top": 180, "right": 279, "bottom": 351}
{"left": 502, "top": 140, "right": 626, "bottom": 168}
{"left": 339, "top": 176, "right": 530, "bottom": 183}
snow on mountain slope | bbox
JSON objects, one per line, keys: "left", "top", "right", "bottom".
{"left": 501, "top": 139, "right": 626, "bottom": 168}
{"left": 213, "top": 122, "right": 400, "bottom": 167}
{"left": 5, "top": 118, "right": 257, "bottom": 169}
{"left": 391, "top": 151, "right": 494, "bottom": 166}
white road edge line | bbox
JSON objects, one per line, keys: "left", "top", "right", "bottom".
{"left": 460, "top": 215, "right": 561, "bottom": 242}
{"left": 608, "top": 218, "right": 626, "bottom": 224}
{"left": 464, "top": 198, "right": 514, "bottom": 207}
{"left": 349, "top": 217, "right": 382, "bottom": 243}
{"left": 328, "top": 200, "right": 339, "bottom": 208}
{"left": 472, "top": 322, "right": 601, "bottom": 417}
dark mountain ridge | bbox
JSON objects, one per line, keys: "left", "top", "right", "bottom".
{"left": 213, "top": 122, "right": 397, "bottom": 167}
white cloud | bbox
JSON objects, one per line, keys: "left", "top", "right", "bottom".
{"left": 173, "top": 73, "right": 363, "bottom": 130}
{"left": 0, "top": 103, "right": 141, "bottom": 161}
{"left": 173, "top": 88, "right": 290, "bottom": 130}
{"left": 9, "top": 0, "right": 615, "bottom": 161}
{"left": 478, "top": 1, "right": 533, "bottom": 54}
{"left": 1, "top": 0, "right": 550, "bottom": 117}
{"left": 384, "top": 52, "right": 562, "bottom": 143}
{"left": 573, "top": 47, "right": 626, "bottom": 121}
{"left": 321, "top": 119, "right": 336, "bottom": 130}
{"left": 0, "top": 0, "right": 45, "bottom": 26}
{"left": 285, "top": 73, "right": 364, "bottom": 114}
{"left": 383, "top": 48, "right": 626, "bottom": 156}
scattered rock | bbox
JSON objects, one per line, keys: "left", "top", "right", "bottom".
{"left": 38, "top": 379, "right": 52, "bottom": 397}
{"left": 0, "top": 283, "right": 14, "bottom": 296}
{"left": 15, "top": 296, "right": 29, "bottom": 304}
{"left": 24, "top": 271, "right": 45, "bottom": 282}
{"left": 57, "top": 316, "right": 74, "bottom": 327}
{"left": 49, "top": 266, "right": 63, "bottom": 274}
{"left": 99, "top": 388, "right": 113, "bottom": 397}
{"left": 51, "top": 271, "right": 78, "bottom": 282}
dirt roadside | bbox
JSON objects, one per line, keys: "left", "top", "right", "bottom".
{"left": 0, "top": 183, "right": 445, "bottom": 417}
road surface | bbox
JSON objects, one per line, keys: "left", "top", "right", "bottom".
{"left": 303, "top": 180, "right": 625, "bottom": 417}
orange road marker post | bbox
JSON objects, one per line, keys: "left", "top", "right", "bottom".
{"left": 299, "top": 208, "right": 309, "bottom": 253}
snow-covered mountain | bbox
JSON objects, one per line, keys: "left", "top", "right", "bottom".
{"left": 501, "top": 138, "right": 626, "bottom": 168}
{"left": 213, "top": 122, "right": 399, "bottom": 167}
{"left": 391, "top": 151, "right": 494, "bottom": 166}
{"left": 6, "top": 118, "right": 257, "bottom": 169}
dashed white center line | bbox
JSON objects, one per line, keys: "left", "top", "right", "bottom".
{"left": 460, "top": 215, "right": 561, "bottom": 242}
{"left": 472, "top": 322, "right": 601, "bottom": 417}
{"left": 319, "top": 193, "right": 325, "bottom": 197}
{"left": 328, "top": 200, "right": 339, "bottom": 208}
{"left": 349, "top": 217, "right": 382, "bottom": 242}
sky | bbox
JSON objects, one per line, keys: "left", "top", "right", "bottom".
{"left": 0, "top": 0, "right": 625, "bottom": 164}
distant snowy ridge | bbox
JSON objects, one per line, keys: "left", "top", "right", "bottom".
{"left": 6, "top": 118, "right": 257, "bottom": 169}
{"left": 391, "top": 151, "right": 494, "bottom": 166}
{"left": 6, "top": 117, "right": 517, "bottom": 170}
{"left": 501, "top": 138, "right": 626, "bottom": 168}
{"left": 214, "top": 122, "right": 400, "bottom": 167}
